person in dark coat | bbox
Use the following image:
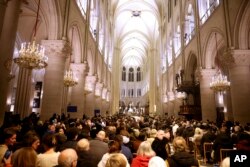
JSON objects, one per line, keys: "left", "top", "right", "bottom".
{"left": 59, "top": 127, "right": 79, "bottom": 151}
{"left": 151, "top": 130, "right": 169, "bottom": 160}
{"left": 212, "top": 126, "right": 233, "bottom": 163}
{"left": 76, "top": 139, "right": 92, "bottom": 167}
{"left": 88, "top": 130, "right": 109, "bottom": 166}
{"left": 114, "top": 134, "right": 133, "bottom": 164}
{"left": 168, "top": 136, "right": 199, "bottom": 167}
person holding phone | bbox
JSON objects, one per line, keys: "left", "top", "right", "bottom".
{"left": 0, "top": 127, "right": 17, "bottom": 167}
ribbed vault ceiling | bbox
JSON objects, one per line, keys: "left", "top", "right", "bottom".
{"left": 111, "top": 0, "right": 161, "bottom": 67}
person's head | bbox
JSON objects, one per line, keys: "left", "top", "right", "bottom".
{"left": 156, "top": 130, "right": 165, "bottom": 140}
{"left": 42, "top": 133, "right": 57, "bottom": 150}
{"left": 108, "top": 140, "right": 121, "bottom": 153}
{"left": 150, "top": 129, "right": 157, "bottom": 138}
{"left": 48, "top": 124, "right": 56, "bottom": 132}
{"left": 23, "top": 131, "right": 40, "bottom": 150}
{"left": 2, "top": 127, "right": 17, "bottom": 146}
{"left": 12, "top": 147, "right": 37, "bottom": 167}
{"left": 105, "top": 153, "right": 127, "bottom": 167}
{"left": 85, "top": 119, "right": 92, "bottom": 127}
{"left": 65, "top": 128, "right": 79, "bottom": 141}
{"left": 148, "top": 156, "right": 167, "bottom": 167}
{"left": 96, "top": 130, "right": 106, "bottom": 141}
{"left": 76, "top": 139, "right": 90, "bottom": 151}
{"left": 172, "top": 136, "right": 188, "bottom": 152}
{"left": 58, "top": 148, "right": 78, "bottom": 167}
{"left": 137, "top": 141, "right": 155, "bottom": 157}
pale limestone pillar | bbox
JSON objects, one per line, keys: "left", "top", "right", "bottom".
{"left": 40, "top": 40, "right": 68, "bottom": 121}
{"left": 149, "top": 49, "right": 157, "bottom": 115}
{"left": 84, "top": 74, "right": 97, "bottom": 116}
{"left": 95, "top": 82, "right": 103, "bottom": 114}
{"left": 111, "top": 47, "right": 121, "bottom": 115}
{"left": 198, "top": 69, "right": 217, "bottom": 122}
{"left": 0, "top": 0, "right": 20, "bottom": 125}
{"left": 174, "top": 98, "right": 182, "bottom": 117}
{"left": 14, "top": 68, "right": 32, "bottom": 119}
{"left": 68, "top": 63, "right": 87, "bottom": 118}
{"left": 167, "top": 101, "right": 175, "bottom": 117}
{"left": 228, "top": 50, "right": 250, "bottom": 125}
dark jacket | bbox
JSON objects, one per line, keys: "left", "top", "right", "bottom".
{"left": 77, "top": 150, "right": 93, "bottom": 167}
{"left": 213, "top": 132, "right": 233, "bottom": 163}
{"left": 168, "top": 151, "right": 199, "bottom": 167}
{"left": 151, "top": 137, "right": 169, "bottom": 160}
{"left": 87, "top": 138, "right": 109, "bottom": 167}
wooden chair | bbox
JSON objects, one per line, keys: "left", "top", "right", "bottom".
{"left": 220, "top": 148, "right": 235, "bottom": 162}
{"left": 203, "top": 142, "right": 213, "bottom": 164}
{"left": 193, "top": 142, "right": 201, "bottom": 159}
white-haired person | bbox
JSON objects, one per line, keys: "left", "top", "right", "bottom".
{"left": 131, "top": 141, "right": 155, "bottom": 167}
{"left": 148, "top": 156, "right": 168, "bottom": 167}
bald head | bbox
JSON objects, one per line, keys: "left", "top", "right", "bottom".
{"left": 58, "top": 149, "right": 78, "bottom": 167}
{"left": 76, "top": 138, "right": 90, "bottom": 151}
{"left": 96, "top": 130, "right": 106, "bottom": 140}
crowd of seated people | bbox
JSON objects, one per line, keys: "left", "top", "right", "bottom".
{"left": 0, "top": 112, "right": 249, "bottom": 167}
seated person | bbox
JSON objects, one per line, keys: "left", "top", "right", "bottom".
{"left": 167, "top": 137, "right": 199, "bottom": 167}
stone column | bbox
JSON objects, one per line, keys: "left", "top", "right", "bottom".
{"left": 14, "top": 68, "right": 32, "bottom": 119}
{"left": 198, "top": 69, "right": 217, "bottom": 122}
{"left": 0, "top": 0, "right": 21, "bottom": 125}
{"left": 111, "top": 47, "right": 121, "bottom": 115}
{"left": 95, "top": 82, "right": 103, "bottom": 114}
{"left": 84, "top": 74, "right": 97, "bottom": 116}
{"left": 40, "top": 40, "right": 68, "bottom": 121}
{"left": 149, "top": 49, "right": 157, "bottom": 115}
{"left": 68, "top": 63, "right": 87, "bottom": 118}
{"left": 227, "top": 50, "right": 250, "bottom": 125}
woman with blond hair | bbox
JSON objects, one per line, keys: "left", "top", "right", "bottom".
{"left": 167, "top": 137, "right": 199, "bottom": 167}
{"left": 105, "top": 153, "right": 127, "bottom": 167}
{"left": 131, "top": 141, "right": 155, "bottom": 167}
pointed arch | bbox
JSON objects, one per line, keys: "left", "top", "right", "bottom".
{"left": 202, "top": 29, "right": 225, "bottom": 69}
{"left": 233, "top": 0, "right": 250, "bottom": 49}
{"left": 68, "top": 25, "right": 82, "bottom": 64}
{"left": 185, "top": 52, "right": 197, "bottom": 81}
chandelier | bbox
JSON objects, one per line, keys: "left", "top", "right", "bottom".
{"left": 210, "top": 71, "right": 230, "bottom": 92}
{"left": 63, "top": 70, "right": 78, "bottom": 87}
{"left": 14, "top": 41, "right": 48, "bottom": 69}
{"left": 209, "top": 33, "right": 230, "bottom": 92}
{"left": 14, "top": 0, "right": 47, "bottom": 69}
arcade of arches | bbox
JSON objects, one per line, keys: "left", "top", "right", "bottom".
{"left": 0, "top": 0, "right": 249, "bottom": 125}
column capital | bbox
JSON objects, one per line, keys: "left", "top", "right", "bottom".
{"left": 219, "top": 48, "right": 250, "bottom": 67}
{"left": 84, "top": 74, "right": 97, "bottom": 93}
{"left": 196, "top": 68, "right": 216, "bottom": 78}
{"left": 231, "top": 49, "right": 250, "bottom": 66}
{"left": 71, "top": 63, "right": 88, "bottom": 72}
{"left": 41, "top": 40, "right": 71, "bottom": 58}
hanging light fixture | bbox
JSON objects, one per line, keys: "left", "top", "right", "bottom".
{"left": 63, "top": 69, "right": 78, "bottom": 87}
{"left": 63, "top": 27, "right": 78, "bottom": 87}
{"left": 210, "top": 71, "right": 230, "bottom": 92}
{"left": 14, "top": 0, "right": 48, "bottom": 69}
{"left": 209, "top": 33, "right": 230, "bottom": 92}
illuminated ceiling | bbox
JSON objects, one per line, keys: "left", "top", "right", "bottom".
{"left": 111, "top": 0, "right": 161, "bottom": 67}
